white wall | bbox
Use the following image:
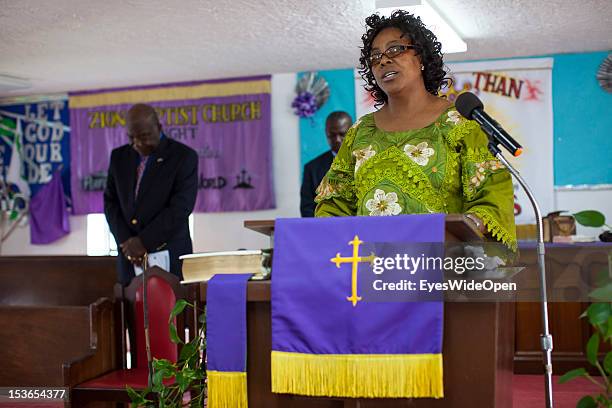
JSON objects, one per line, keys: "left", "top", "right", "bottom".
{"left": 1, "top": 215, "right": 88, "bottom": 255}
{"left": 0, "top": 73, "right": 300, "bottom": 256}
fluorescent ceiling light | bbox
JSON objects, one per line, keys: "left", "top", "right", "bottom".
{"left": 375, "top": 0, "right": 467, "bottom": 54}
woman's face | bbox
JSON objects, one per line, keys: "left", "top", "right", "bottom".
{"left": 370, "top": 27, "right": 422, "bottom": 98}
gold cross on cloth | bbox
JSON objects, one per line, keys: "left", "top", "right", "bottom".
{"left": 330, "top": 235, "right": 375, "bottom": 306}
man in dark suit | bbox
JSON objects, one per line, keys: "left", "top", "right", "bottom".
{"left": 104, "top": 104, "right": 198, "bottom": 285}
{"left": 300, "top": 111, "right": 352, "bottom": 217}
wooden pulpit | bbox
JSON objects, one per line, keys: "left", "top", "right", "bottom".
{"left": 198, "top": 215, "right": 515, "bottom": 408}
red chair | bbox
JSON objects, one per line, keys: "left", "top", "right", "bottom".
{"left": 64, "top": 267, "right": 196, "bottom": 407}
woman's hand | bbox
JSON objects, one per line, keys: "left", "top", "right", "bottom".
{"left": 465, "top": 214, "right": 487, "bottom": 235}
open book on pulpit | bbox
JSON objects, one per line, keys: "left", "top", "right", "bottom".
{"left": 179, "top": 249, "right": 272, "bottom": 283}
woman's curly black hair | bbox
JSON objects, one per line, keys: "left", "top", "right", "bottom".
{"left": 359, "top": 10, "right": 450, "bottom": 106}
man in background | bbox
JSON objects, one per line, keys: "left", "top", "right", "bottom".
{"left": 300, "top": 111, "right": 352, "bottom": 217}
{"left": 104, "top": 103, "right": 198, "bottom": 285}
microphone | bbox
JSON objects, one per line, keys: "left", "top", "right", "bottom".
{"left": 455, "top": 92, "right": 523, "bottom": 157}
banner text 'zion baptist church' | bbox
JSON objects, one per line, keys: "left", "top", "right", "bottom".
{"left": 69, "top": 76, "right": 274, "bottom": 214}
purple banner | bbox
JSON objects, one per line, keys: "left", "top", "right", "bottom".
{"left": 69, "top": 76, "right": 274, "bottom": 214}
{"left": 206, "top": 273, "right": 252, "bottom": 372}
{"left": 29, "top": 169, "right": 70, "bottom": 244}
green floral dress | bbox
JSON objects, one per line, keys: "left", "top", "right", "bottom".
{"left": 314, "top": 107, "right": 517, "bottom": 251}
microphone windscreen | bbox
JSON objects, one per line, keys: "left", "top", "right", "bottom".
{"left": 455, "top": 92, "right": 484, "bottom": 120}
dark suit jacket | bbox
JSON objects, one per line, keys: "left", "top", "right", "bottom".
{"left": 103, "top": 137, "right": 198, "bottom": 285}
{"left": 300, "top": 150, "right": 334, "bottom": 217}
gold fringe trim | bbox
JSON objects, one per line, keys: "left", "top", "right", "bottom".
{"left": 468, "top": 207, "right": 518, "bottom": 252}
{"left": 69, "top": 80, "right": 271, "bottom": 108}
{"left": 271, "top": 351, "right": 443, "bottom": 398}
{"left": 207, "top": 370, "right": 248, "bottom": 408}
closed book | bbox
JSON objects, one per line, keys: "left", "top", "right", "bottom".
{"left": 179, "top": 249, "right": 272, "bottom": 283}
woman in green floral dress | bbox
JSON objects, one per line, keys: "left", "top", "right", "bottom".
{"left": 315, "top": 10, "right": 516, "bottom": 251}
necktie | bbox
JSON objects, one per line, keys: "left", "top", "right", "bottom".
{"left": 134, "top": 156, "right": 148, "bottom": 198}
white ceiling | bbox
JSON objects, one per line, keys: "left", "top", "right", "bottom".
{"left": 0, "top": 0, "right": 611, "bottom": 98}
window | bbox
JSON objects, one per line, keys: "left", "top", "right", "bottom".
{"left": 87, "top": 213, "right": 194, "bottom": 256}
{"left": 87, "top": 214, "right": 117, "bottom": 256}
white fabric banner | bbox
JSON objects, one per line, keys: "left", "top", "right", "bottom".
{"left": 445, "top": 58, "right": 554, "bottom": 224}
{"left": 354, "top": 58, "right": 554, "bottom": 224}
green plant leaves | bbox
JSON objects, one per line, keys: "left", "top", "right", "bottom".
{"left": 589, "top": 282, "right": 612, "bottom": 302}
{"left": 595, "top": 395, "right": 610, "bottom": 406}
{"left": 179, "top": 341, "right": 197, "bottom": 363}
{"left": 127, "top": 386, "right": 154, "bottom": 407}
{"left": 152, "top": 366, "right": 176, "bottom": 393}
{"left": 585, "top": 303, "right": 611, "bottom": 326}
{"left": 576, "top": 395, "right": 597, "bottom": 408}
{"left": 176, "top": 371, "right": 189, "bottom": 393}
{"left": 127, "top": 299, "right": 207, "bottom": 407}
{"left": 151, "top": 370, "right": 165, "bottom": 393}
{"left": 600, "top": 319, "right": 610, "bottom": 342}
{"left": 126, "top": 386, "right": 146, "bottom": 407}
{"left": 573, "top": 210, "right": 606, "bottom": 227}
{"left": 153, "top": 358, "right": 176, "bottom": 371}
{"left": 168, "top": 322, "right": 182, "bottom": 344}
{"left": 168, "top": 299, "right": 191, "bottom": 344}
{"left": 586, "top": 333, "right": 600, "bottom": 366}
{"left": 562, "top": 279, "right": 611, "bottom": 407}
{"left": 176, "top": 368, "right": 199, "bottom": 392}
{"left": 604, "top": 351, "right": 612, "bottom": 375}
{"left": 169, "top": 299, "right": 190, "bottom": 321}
{"left": 558, "top": 367, "right": 587, "bottom": 384}
{"left": 593, "top": 269, "right": 612, "bottom": 288}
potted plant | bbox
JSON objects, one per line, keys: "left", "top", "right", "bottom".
{"left": 127, "top": 300, "right": 207, "bottom": 407}
{"left": 559, "top": 281, "right": 612, "bottom": 407}
{"left": 572, "top": 210, "right": 611, "bottom": 242}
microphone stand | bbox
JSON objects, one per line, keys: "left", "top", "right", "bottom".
{"left": 487, "top": 142, "right": 554, "bottom": 408}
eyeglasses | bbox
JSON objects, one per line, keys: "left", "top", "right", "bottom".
{"left": 368, "top": 44, "right": 418, "bottom": 67}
